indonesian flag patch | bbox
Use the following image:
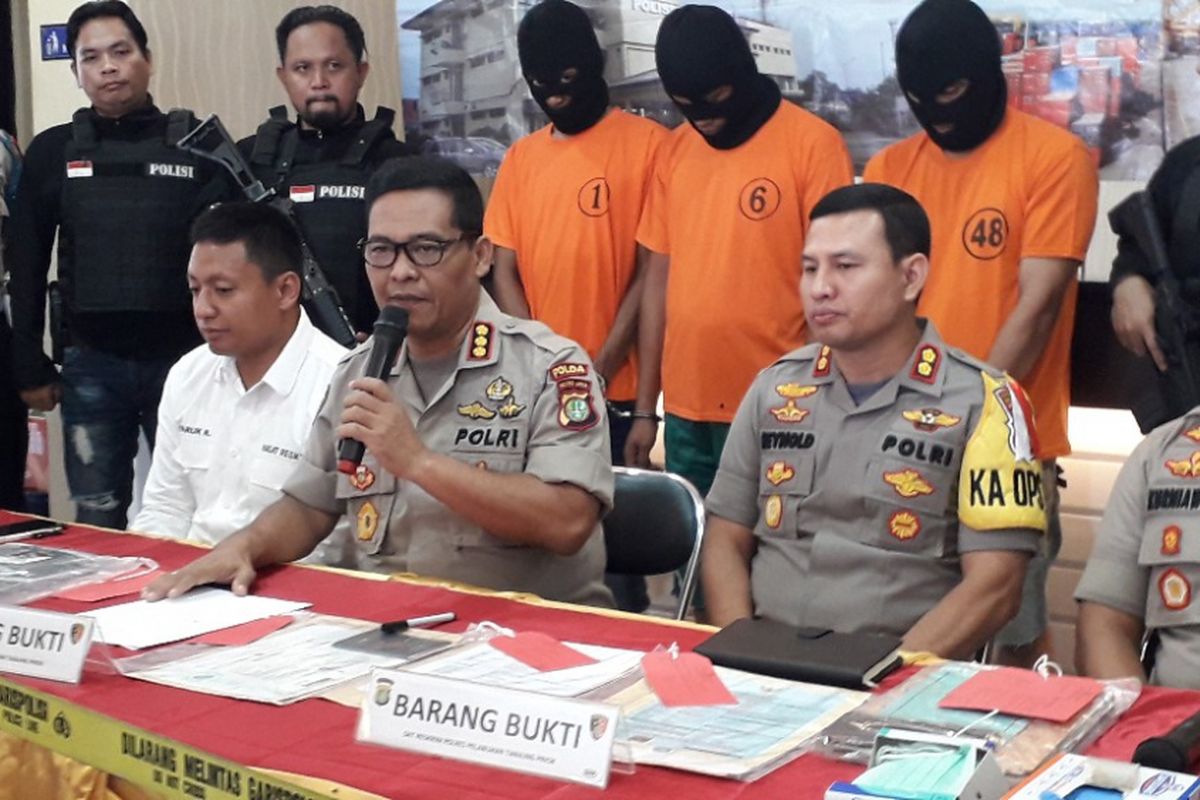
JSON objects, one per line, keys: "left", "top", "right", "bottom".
{"left": 66, "top": 160, "right": 93, "bottom": 178}
{"left": 289, "top": 184, "right": 316, "bottom": 203}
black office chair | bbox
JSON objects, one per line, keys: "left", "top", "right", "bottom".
{"left": 602, "top": 467, "right": 705, "bottom": 621}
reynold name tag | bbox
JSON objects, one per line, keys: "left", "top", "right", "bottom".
{"left": 0, "top": 606, "right": 94, "bottom": 683}
{"left": 358, "top": 668, "right": 619, "bottom": 788}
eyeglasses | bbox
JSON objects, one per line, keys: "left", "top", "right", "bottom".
{"left": 357, "top": 234, "right": 477, "bottom": 269}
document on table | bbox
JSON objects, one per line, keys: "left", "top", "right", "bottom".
{"left": 402, "top": 640, "right": 644, "bottom": 698}
{"left": 608, "top": 667, "right": 868, "bottom": 781}
{"left": 118, "top": 616, "right": 410, "bottom": 705}
{"left": 84, "top": 587, "right": 310, "bottom": 650}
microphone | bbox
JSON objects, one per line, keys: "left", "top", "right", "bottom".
{"left": 1133, "top": 708, "right": 1200, "bottom": 772}
{"left": 336, "top": 306, "right": 409, "bottom": 475}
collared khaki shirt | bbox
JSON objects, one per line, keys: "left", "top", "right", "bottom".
{"left": 707, "top": 321, "right": 1044, "bottom": 637}
{"left": 284, "top": 291, "right": 614, "bottom": 607}
{"left": 1076, "top": 410, "right": 1200, "bottom": 689}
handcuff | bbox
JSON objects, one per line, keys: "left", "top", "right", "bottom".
{"left": 598, "top": 373, "right": 661, "bottom": 423}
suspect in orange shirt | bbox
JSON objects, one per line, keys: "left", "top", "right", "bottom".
{"left": 487, "top": 0, "right": 665, "bottom": 471}
{"left": 864, "top": 0, "right": 1098, "bottom": 658}
{"left": 637, "top": 5, "right": 852, "bottom": 503}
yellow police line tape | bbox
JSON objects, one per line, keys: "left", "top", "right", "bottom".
{"left": 0, "top": 677, "right": 385, "bottom": 800}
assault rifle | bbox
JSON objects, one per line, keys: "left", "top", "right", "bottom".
{"left": 1109, "top": 190, "right": 1200, "bottom": 432}
{"left": 176, "top": 115, "right": 357, "bottom": 348}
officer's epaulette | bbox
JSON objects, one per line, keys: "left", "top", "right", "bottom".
{"left": 943, "top": 344, "right": 1004, "bottom": 378}
{"left": 494, "top": 314, "right": 569, "bottom": 355}
{"left": 341, "top": 107, "right": 397, "bottom": 167}
{"left": 249, "top": 106, "right": 293, "bottom": 167}
{"left": 1158, "top": 408, "right": 1200, "bottom": 442}
{"left": 337, "top": 338, "right": 373, "bottom": 367}
{"left": 771, "top": 341, "right": 825, "bottom": 366}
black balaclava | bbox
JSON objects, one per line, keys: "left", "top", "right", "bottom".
{"left": 517, "top": 0, "right": 609, "bottom": 135}
{"left": 654, "top": 5, "right": 781, "bottom": 150}
{"left": 895, "top": 0, "right": 1007, "bottom": 152}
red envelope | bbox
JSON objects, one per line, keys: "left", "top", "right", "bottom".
{"left": 191, "top": 615, "right": 294, "bottom": 646}
{"left": 642, "top": 650, "right": 737, "bottom": 707}
{"left": 490, "top": 631, "right": 598, "bottom": 671}
{"left": 55, "top": 568, "right": 164, "bottom": 601}
{"left": 939, "top": 667, "right": 1102, "bottom": 723}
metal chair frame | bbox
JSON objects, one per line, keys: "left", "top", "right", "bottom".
{"left": 605, "top": 466, "right": 706, "bottom": 621}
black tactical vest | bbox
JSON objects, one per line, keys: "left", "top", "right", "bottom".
{"left": 59, "top": 108, "right": 202, "bottom": 313}
{"left": 250, "top": 106, "right": 397, "bottom": 333}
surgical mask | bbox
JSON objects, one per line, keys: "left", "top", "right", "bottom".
{"left": 857, "top": 742, "right": 978, "bottom": 800}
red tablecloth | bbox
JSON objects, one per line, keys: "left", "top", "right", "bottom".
{"left": 3, "top": 513, "right": 1199, "bottom": 799}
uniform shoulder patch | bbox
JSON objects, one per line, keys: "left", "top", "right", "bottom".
{"left": 958, "top": 372, "right": 1047, "bottom": 533}
{"left": 549, "top": 360, "right": 598, "bottom": 431}
{"left": 338, "top": 339, "right": 373, "bottom": 367}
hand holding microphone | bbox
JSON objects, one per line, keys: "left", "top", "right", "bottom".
{"left": 337, "top": 307, "right": 409, "bottom": 475}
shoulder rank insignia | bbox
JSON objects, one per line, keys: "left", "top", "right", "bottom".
{"left": 457, "top": 402, "right": 496, "bottom": 420}
{"left": 1162, "top": 525, "right": 1182, "bottom": 556}
{"left": 902, "top": 408, "right": 961, "bottom": 432}
{"left": 770, "top": 383, "right": 818, "bottom": 423}
{"left": 883, "top": 468, "right": 934, "bottom": 499}
{"left": 349, "top": 464, "right": 375, "bottom": 492}
{"left": 1185, "top": 426, "right": 1200, "bottom": 443}
{"left": 468, "top": 322, "right": 495, "bottom": 361}
{"left": 1165, "top": 452, "right": 1200, "bottom": 479}
{"left": 812, "top": 345, "right": 833, "bottom": 378}
{"left": 888, "top": 510, "right": 921, "bottom": 541}
{"left": 910, "top": 345, "right": 941, "bottom": 384}
{"left": 1159, "top": 568, "right": 1192, "bottom": 610}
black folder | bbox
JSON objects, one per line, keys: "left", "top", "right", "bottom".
{"left": 694, "top": 618, "right": 902, "bottom": 689}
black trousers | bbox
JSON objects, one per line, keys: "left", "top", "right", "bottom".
{"left": 0, "top": 314, "right": 27, "bottom": 511}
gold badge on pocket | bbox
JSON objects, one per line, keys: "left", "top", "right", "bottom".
{"left": 357, "top": 501, "right": 379, "bottom": 542}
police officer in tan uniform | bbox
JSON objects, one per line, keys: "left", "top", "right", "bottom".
{"left": 145, "top": 156, "right": 613, "bottom": 607}
{"left": 703, "top": 184, "right": 1045, "bottom": 659}
{"left": 1075, "top": 414, "right": 1200, "bottom": 690}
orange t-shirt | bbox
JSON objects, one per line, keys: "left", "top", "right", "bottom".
{"left": 637, "top": 101, "right": 852, "bottom": 422}
{"left": 485, "top": 110, "right": 665, "bottom": 402}
{"left": 864, "top": 110, "right": 1098, "bottom": 458}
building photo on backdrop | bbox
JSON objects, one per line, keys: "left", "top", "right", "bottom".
{"left": 394, "top": 0, "right": 1198, "bottom": 179}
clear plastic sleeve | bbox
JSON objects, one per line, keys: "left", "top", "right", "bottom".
{"left": 810, "top": 661, "right": 1141, "bottom": 776}
{"left": 0, "top": 543, "right": 156, "bottom": 606}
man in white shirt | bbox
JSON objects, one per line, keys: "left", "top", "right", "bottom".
{"left": 133, "top": 201, "right": 346, "bottom": 556}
